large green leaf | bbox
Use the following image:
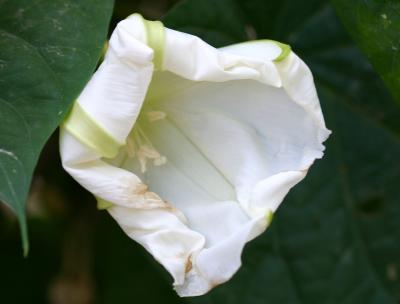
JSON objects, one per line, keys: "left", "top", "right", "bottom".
{"left": 164, "top": 0, "right": 400, "bottom": 303}
{"left": 331, "top": 0, "right": 400, "bottom": 104}
{"left": 0, "top": 0, "right": 114, "bottom": 254}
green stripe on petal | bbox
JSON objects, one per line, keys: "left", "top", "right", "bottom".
{"left": 270, "top": 40, "right": 291, "bottom": 62}
{"left": 62, "top": 102, "right": 124, "bottom": 158}
{"left": 96, "top": 197, "right": 113, "bottom": 210}
{"left": 266, "top": 210, "right": 274, "bottom": 224}
{"left": 142, "top": 17, "right": 165, "bottom": 70}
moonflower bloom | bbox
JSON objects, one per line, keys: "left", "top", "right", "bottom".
{"left": 60, "top": 14, "right": 330, "bottom": 296}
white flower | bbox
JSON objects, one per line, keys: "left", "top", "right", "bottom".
{"left": 59, "top": 14, "right": 330, "bottom": 297}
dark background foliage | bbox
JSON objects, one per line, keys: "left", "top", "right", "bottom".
{"left": 0, "top": 0, "right": 399, "bottom": 303}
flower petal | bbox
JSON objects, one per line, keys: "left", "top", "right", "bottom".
{"left": 60, "top": 14, "right": 330, "bottom": 297}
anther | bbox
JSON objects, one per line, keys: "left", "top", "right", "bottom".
{"left": 126, "top": 124, "right": 167, "bottom": 173}
{"left": 146, "top": 111, "right": 166, "bottom": 122}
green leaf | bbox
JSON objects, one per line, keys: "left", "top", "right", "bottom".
{"left": 164, "top": 0, "right": 400, "bottom": 303}
{"left": 0, "top": 0, "right": 114, "bottom": 254}
{"left": 331, "top": 0, "right": 400, "bottom": 104}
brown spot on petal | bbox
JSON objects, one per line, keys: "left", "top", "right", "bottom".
{"left": 144, "top": 191, "right": 162, "bottom": 201}
{"left": 135, "top": 183, "right": 148, "bottom": 195}
{"left": 162, "top": 200, "right": 177, "bottom": 211}
{"left": 125, "top": 181, "right": 186, "bottom": 216}
{"left": 185, "top": 255, "right": 193, "bottom": 273}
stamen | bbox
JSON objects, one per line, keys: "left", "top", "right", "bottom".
{"left": 146, "top": 111, "right": 166, "bottom": 122}
{"left": 126, "top": 123, "right": 167, "bottom": 173}
{"left": 126, "top": 137, "right": 136, "bottom": 158}
{"left": 154, "top": 156, "right": 167, "bottom": 166}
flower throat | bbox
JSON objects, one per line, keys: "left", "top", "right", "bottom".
{"left": 126, "top": 111, "right": 168, "bottom": 173}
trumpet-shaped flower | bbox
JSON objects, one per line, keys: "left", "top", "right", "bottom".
{"left": 60, "top": 14, "right": 330, "bottom": 296}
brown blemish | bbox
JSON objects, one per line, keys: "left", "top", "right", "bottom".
{"left": 135, "top": 183, "right": 148, "bottom": 195}
{"left": 144, "top": 191, "right": 161, "bottom": 200}
{"left": 185, "top": 255, "right": 193, "bottom": 273}
{"left": 124, "top": 180, "right": 184, "bottom": 213}
{"left": 162, "top": 200, "right": 179, "bottom": 212}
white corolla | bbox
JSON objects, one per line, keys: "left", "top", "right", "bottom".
{"left": 60, "top": 14, "right": 330, "bottom": 297}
